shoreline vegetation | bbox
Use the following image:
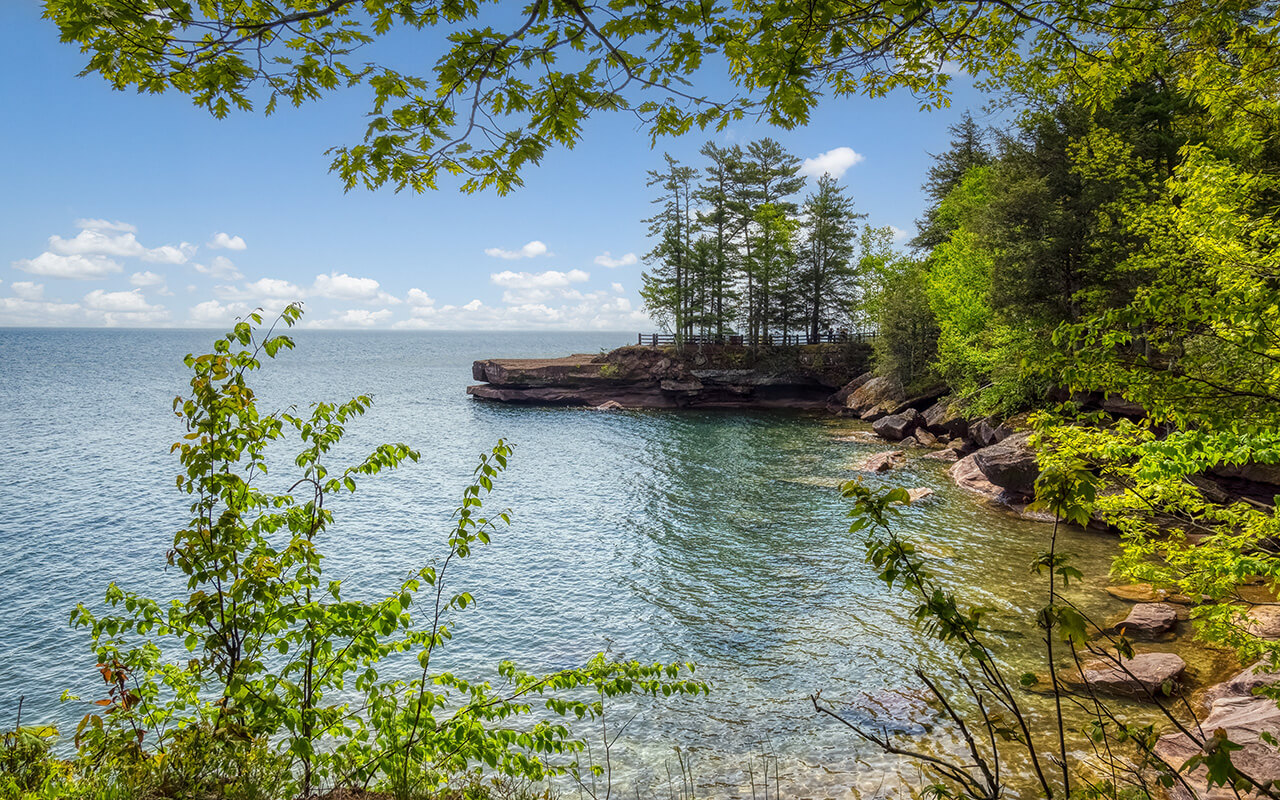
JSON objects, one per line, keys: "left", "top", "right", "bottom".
{"left": 17, "top": 0, "right": 1280, "bottom": 797}
{"left": 467, "top": 339, "right": 1280, "bottom": 796}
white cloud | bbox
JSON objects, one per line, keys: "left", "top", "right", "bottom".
{"left": 490, "top": 269, "right": 589, "bottom": 290}
{"left": 312, "top": 271, "right": 399, "bottom": 304}
{"left": 75, "top": 218, "right": 137, "bottom": 233}
{"left": 799, "top": 146, "right": 866, "bottom": 179}
{"left": 594, "top": 251, "right": 638, "bottom": 268}
{"left": 407, "top": 288, "right": 435, "bottom": 307}
{"left": 243, "top": 277, "right": 303, "bottom": 299}
{"left": 889, "top": 225, "right": 909, "bottom": 243}
{"left": 208, "top": 232, "right": 247, "bottom": 250}
{"left": 611, "top": 282, "right": 625, "bottom": 294}
{"left": 193, "top": 255, "right": 243, "bottom": 280}
{"left": 327, "top": 308, "right": 394, "bottom": 328}
{"left": 0, "top": 297, "right": 82, "bottom": 326}
{"left": 48, "top": 229, "right": 194, "bottom": 264}
{"left": 484, "top": 240, "right": 550, "bottom": 260}
{"left": 392, "top": 294, "right": 649, "bottom": 331}
{"left": 188, "top": 299, "right": 252, "bottom": 325}
{"left": 142, "top": 243, "right": 196, "bottom": 264}
{"left": 14, "top": 252, "right": 122, "bottom": 279}
{"left": 130, "top": 270, "right": 166, "bottom": 288}
{"left": 11, "top": 282, "right": 44, "bottom": 301}
{"left": 84, "top": 288, "right": 160, "bottom": 313}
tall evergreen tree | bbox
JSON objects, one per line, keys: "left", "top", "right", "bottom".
{"left": 798, "top": 175, "right": 865, "bottom": 340}
{"left": 911, "top": 112, "right": 992, "bottom": 251}
{"left": 741, "top": 139, "right": 805, "bottom": 339}
{"left": 694, "top": 142, "right": 739, "bottom": 337}
{"left": 640, "top": 154, "right": 696, "bottom": 337}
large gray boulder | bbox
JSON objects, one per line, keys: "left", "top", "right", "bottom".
{"left": 1246, "top": 605, "right": 1280, "bottom": 639}
{"left": 1109, "top": 603, "right": 1178, "bottom": 637}
{"left": 922, "top": 398, "right": 969, "bottom": 439}
{"left": 968, "top": 419, "right": 1006, "bottom": 448}
{"left": 949, "top": 453, "right": 1005, "bottom": 502}
{"left": 971, "top": 432, "right": 1039, "bottom": 497}
{"left": 873, "top": 409, "right": 924, "bottom": 442}
{"left": 845, "top": 375, "right": 905, "bottom": 419}
{"left": 827, "top": 372, "right": 874, "bottom": 411}
{"left": 1155, "top": 662, "right": 1280, "bottom": 799}
{"left": 1074, "top": 652, "right": 1186, "bottom": 698}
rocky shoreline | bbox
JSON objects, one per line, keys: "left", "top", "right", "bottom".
{"left": 470, "top": 348, "right": 1280, "bottom": 795}
{"left": 468, "top": 343, "right": 872, "bottom": 409}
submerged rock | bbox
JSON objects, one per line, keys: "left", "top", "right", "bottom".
{"left": 1108, "top": 603, "right": 1178, "bottom": 637}
{"left": 907, "top": 487, "right": 935, "bottom": 503}
{"left": 1073, "top": 651, "right": 1186, "bottom": 698}
{"left": 1106, "top": 584, "right": 1170, "bottom": 603}
{"left": 858, "top": 450, "right": 906, "bottom": 473}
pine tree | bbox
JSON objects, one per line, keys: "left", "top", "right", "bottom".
{"left": 912, "top": 112, "right": 992, "bottom": 251}
{"left": 798, "top": 174, "right": 865, "bottom": 340}
{"left": 640, "top": 154, "right": 697, "bottom": 338}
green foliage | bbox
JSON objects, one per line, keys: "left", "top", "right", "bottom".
{"left": 872, "top": 260, "right": 939, "bottom": 392}
{"left": 46, "top": 2, "right": 1280, "bottom": 193}
{"left": 641, "top": 139, "right": 872, "bottom": 344}
{"left": 1, "top": 725, "right": 59, "bottom": 798}
{"left": 66, "top": 307, "right": 708, "bottom": 798}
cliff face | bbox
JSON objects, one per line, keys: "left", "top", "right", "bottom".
{"left": 467, "top": 344, "right": 872, "bottom": 409}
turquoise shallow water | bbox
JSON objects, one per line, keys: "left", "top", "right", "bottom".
{"left": 0, "top": 328, "right": 1139, "bottom": 797}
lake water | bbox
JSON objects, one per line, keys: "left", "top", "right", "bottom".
{"left": 0, "top": 328, "right": 1164, "bottom": 797}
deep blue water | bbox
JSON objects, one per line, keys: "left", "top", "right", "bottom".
{"left": 0, "top": 328, "right": 1131, "bottom": 797}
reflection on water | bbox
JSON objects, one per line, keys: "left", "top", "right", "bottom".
{"left": 0, "top": 330, "right": 1228, "bottom": 797}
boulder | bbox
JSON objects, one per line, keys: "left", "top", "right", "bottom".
{"left": 1204, "top": 661, "right": 1280, "bottom": 708}
{"left": 593, "top": 400, "right": 625, "bottom": 411}
{"left": 1155, "top": 662, "right": 1280, "bottom": 799}
{"left": 900, "top": 436, "right": 920, "bottom": 447}
{"left": 846, "top": 375, "right": 905, "bottom": 418}
{"left": 968, "top": 419, "right": 1002, "bottom": 448}
{"left": 922, "top": 398, "right": 970, "bottom": 439}
{"left": 1210, "top": 461, "right": 1280, "bottom": 487}
{"left": 907, "top": 487, "right": 935, "bottom": 503}
{"left": 914, "top": 428, "right": 939, "bottom": 447}
{"left": 873, "top": 409, "right": 924, "bottom": 441}
{"left": 1106, "top": 584, "right": 1170, "bottom": 603}
{"left": 971, "top": 432, "right": 1039, "bottom": 497}
{"left": 923, "top": 446, "right": 964, "bottom": 463}
{"left": 1109, "top": 603, "right": 1178, "bottom": 637}
{"left": 1246, "top": 605, "right": 1280, "bottom": 639}
{"left": 858, "top": 450, "right": 906, "bottom": 473}
{"left": 827, "top": 372, "right": 875, "bottom": 410}
{"left": 1074, "top": 652, "right": 1186, "bottom": 698}
{"left": 949, "top": 453, "right": 1006, "bottom": 502}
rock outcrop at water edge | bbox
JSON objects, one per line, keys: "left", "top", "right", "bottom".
{"left": 468, "top": 344, "right": 872, "bottom": 409}
{"left": 1155, "top": 662, "right": 1280, "bottom": 799}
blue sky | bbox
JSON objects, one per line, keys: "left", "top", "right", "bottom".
{"left": 0, "top": 4, "right": 995, "bottom": 330}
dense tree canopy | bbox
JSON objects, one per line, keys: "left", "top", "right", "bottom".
{"left": 44, "top": 0, "right": 1280, "bottom": 193}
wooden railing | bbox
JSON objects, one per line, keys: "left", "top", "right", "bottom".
{"left": 635, "top": 331, "right": 878, "bottom": 347}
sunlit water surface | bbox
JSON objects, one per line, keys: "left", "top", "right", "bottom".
{"left": 0, "top": 330, "right": 1222, "bottom": 798}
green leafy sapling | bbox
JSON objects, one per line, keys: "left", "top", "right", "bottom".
{"left": 70, "top": 306, "right": 708, "bottom": 798}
